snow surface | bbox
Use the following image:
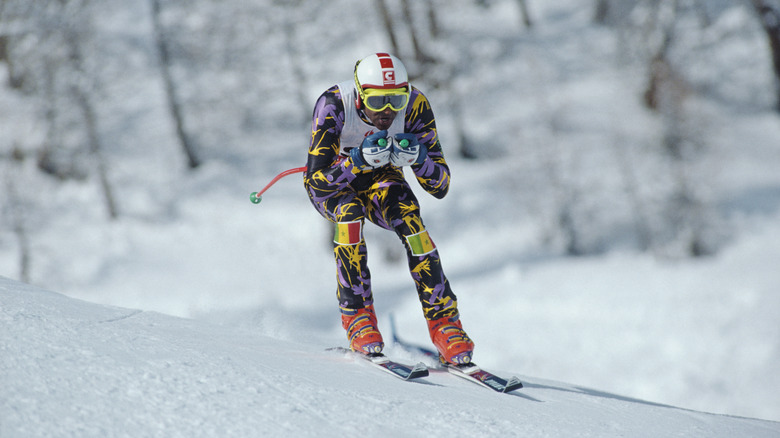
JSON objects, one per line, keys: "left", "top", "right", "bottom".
{"left": 2, "top": 1, "right": 780, "bottom": 432}
{"left": 2, "top": 277, "right": 779, "bottom": 438}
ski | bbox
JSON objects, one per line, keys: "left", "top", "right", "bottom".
{"left": 388, "top": 314, "right": 523, "bottom": 393}
{"left": 329, "top": 347, "right": 429, "bottom": 381}
{"left": 445, "top": 362, "right": 523, "bottom": 393}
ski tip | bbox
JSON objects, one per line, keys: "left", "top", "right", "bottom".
{"left": 409, "top": 363, "right": 430, "bottom": 379}
{"left": 503, "top": 376, "right": 524, "bottom": 393}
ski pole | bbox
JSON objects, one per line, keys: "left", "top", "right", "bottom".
{"left": 250, "top": 166, "right": 307, "bottom": 204}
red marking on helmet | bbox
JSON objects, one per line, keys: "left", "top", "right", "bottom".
{"left": 383, "top": 71, "right": 395, "bottom": 85}
{"left": 378, "top": 56, "right": 393, "bottom": 69}
{"left": 376, "top": 53, "right": 391, "bottom": 61}
{"left": 378, "top": 53, "right": 395, "bottom": 85}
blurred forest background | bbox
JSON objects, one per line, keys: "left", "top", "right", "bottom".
{"left": 1, "top": 0, "right": 779, "bottom": 283}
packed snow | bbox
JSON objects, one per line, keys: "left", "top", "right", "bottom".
{"left": 2, "top": 278, "right": 779, "bottom": 437}
{"left": 2, "top": 1, "right": 780, "bottom": 435}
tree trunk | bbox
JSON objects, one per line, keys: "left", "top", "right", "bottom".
{"left": 4, "top": 155, "right": 32, "bottom": 283}
{"left": 400, "top": 0, "right": 434, "bottom": 64}
{"left": 425, "top": 0, "right": 439, "bottom": 39}
{"left": 517, "top": 0, "right": 532, "bottom": 28}
{"left": 594, "top": 0, "right": 610, "bottom": 24}
{"left": 150, "top": 0, "right": 201, "bottom": 169}
{"left": 281, "top": 5, "right": 310, "bottom": 122}
{"left": 63, "top": 24, "right": 119, "bottom": 220}
{"left": 0, "top": 35, "right": 24, "bottom": 89}
{"left": 375, "top": 0, "right": 399, "bottom": 55}
{"left": 73, "top": 85, "right": 119, "bottom": 220}
{"left": 751, "top": 0, "right": 780, "bottom": 111}
{"left": 452, "top": 98, "right": 477, "bottom": 159}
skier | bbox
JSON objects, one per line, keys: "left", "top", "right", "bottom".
{"left": 304, "top": 53, "right": 474, "bottom": 365}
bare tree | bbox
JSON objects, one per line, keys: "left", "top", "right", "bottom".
{"left": 72, "top": 83, "right": 118, "bottom": 219}
{"left": 61, "top": 21, "right": 119, "bottom": 219}
{"left": 0, "top": 35, "right": 24, "bottom": 89}
{"left": 150, "top": 0, "right": 201, "bottom": 169}
{"left": 594, "top": 0, "right": 611, "bottom": 24}
{"left": 517, "top": 0, "right": 533, "bottom": 28}
{"left": 373, "top": 0, "right": 435, "bottom": 67}
{"left": 3, "top": 149, "right": 31, "bottom": 282}
{"left": 640, "top": 0, "right": 713, "bottom": 256}
{"left": 400, "top": 0, "right": 434, "bottom": 63}
{"left": 751, "top": 0, "right": 780, "bottom": 111}
{"left": 3, "top": 0, "right": 119, "bottom": 219}
{"left": 279, "top": 1, "right": 310, "bottom": 121}
{"left": 425, "top": 0, "right": 440, "bottom": 38}
{"left": 375, "top": 0, "right": 400, "bottom": 55}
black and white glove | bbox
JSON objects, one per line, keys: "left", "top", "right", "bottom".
{"left": 390, "top": 133, "right": 427, "bottom": 167}
{"left": 350, "top": 130, "right": 392, "bottom": 169}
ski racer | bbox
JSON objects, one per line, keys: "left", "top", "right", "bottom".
{"left": 304, "top": 52, "right": 474, "bottom": 365}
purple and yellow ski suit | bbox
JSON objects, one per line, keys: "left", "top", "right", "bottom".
{"left": 304, "top": 82, "right": 460, "bottom": 322}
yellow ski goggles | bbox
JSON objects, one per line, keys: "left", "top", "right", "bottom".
{"left": 359, "top": 87, "right": 410, "bottom": 112}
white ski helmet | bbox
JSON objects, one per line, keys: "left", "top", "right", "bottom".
{"left": 354, "top": 52, "right": 409, "bottom": 91}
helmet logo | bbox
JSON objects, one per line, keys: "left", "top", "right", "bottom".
{"left": 383, "top": 70, "right": 395, "bottom": 86}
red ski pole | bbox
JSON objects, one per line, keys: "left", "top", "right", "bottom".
{"left": 250, "top": 166, "right": 307, "bottom": 204}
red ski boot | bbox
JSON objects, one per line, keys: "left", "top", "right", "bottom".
{"left": 427, "top": 315, "right": 474, "bottom": 365}
{"left": 342, "top": 305, "right": 384, "bottom": 355}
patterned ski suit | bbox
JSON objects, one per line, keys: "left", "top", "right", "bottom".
{"left": 304, "top": 82, "right": 460, "bottom": 322}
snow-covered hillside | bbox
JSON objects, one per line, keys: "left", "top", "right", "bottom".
{"left": 2, "top": 277, "right": 779, "bottom": 438}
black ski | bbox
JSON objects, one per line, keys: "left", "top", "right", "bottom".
{"left": 329, "top": 347, "right": 429, "bottom": 381}
{"left": 445, "top": 362, "right": 523, "bottom": 393}
{"left": 388, "top": 314, "right": 523, "bottom": 393}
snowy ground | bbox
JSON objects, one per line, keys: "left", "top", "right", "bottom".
{"left": 2, "top": 277, "right": 779, "bottom": 438}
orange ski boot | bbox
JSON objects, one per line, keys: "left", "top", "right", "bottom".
{"left": 427, "top": 315, "right": 474, "bottom": 365}
{"left": 342, "top": 305, "right": 384, "bottom": 355}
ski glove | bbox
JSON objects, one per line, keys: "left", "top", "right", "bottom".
{"left": 390, "top": 133, "right": 427, "bottom": 167}
{"left": 350, "top": 130, "right": 392, "bottom": 170}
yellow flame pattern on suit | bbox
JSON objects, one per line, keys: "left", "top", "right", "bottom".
{"left": 344, "top": 243, "right": 363, "bottom": 273}
{"left": 399, "top": 203, "right": 420, "bottom": 224}
{"left": 334, "top": 243, "right": 364, "bottom": 286}
{"left": 411, "top": 258, "right": 432, "bottom": 278}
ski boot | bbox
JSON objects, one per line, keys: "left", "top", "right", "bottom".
{"left": 342, "top": 305, "right": 384, "bottom": 355}
{"left": 427, "top": 315, "right": 474, "bottom": 365}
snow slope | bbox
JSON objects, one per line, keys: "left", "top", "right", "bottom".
{"left": 2, "top": 277, "right": 779, "bottom": 438}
